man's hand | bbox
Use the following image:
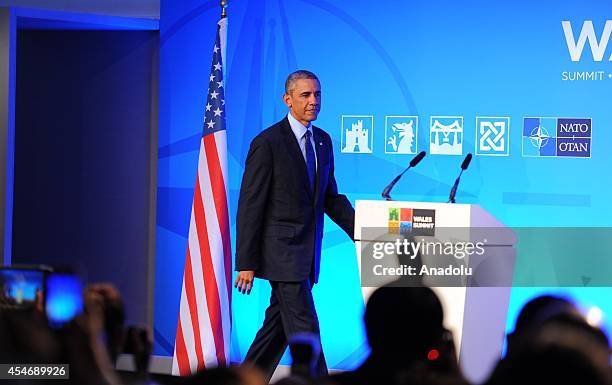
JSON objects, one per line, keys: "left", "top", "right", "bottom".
{"left": 234, "top": 271, "right": 255, "bottom": 295}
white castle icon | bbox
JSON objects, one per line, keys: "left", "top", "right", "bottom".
{"left": 342, "top": 119, "right": 372, "bottom": 153}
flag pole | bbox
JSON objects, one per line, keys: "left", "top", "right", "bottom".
{"left": 221, "top": 0, "right": 228, "bottom": 18}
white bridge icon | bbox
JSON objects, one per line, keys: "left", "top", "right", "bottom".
{"left": 430, "top": 117, "right": 463, "bottom": 155}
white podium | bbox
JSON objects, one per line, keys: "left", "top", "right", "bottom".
{"left": 354, "top": 200, "right": 516, "bottom": 384}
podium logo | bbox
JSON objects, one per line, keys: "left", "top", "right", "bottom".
{"left": 388, "top": 208, "right": 435, "bottom": 237}
{"left": 385, "top": 116, "right": 418, "bottom": 154}
{"left": 522, "top": 117, "right": 591, "bottom": 158}
{"left": 341, "top": 115, "right": 373, "bottom": 153}
{"left": 475, "top": 117, "right": 510, "bottom": 156}
{"left": 430, "top": 116, "right": 463, "bottom": 155}
{"left": 562, "top": 20, "right": 612, "bottom": 62}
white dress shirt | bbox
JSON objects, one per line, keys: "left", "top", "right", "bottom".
{"left": 287, "top": 112, "right": 318, "bottom": 170}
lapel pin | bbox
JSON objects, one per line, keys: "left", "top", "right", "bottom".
{"left": 319, "top": 142, "right": 323, "bottom": 146}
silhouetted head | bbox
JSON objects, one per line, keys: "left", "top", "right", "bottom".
{"left": 489, "top": 294, "right": 611, "bottom": 385}
{"left": 487, "top": 344, "right": 608, "bottom": 385}
{"left": 288, "top": 332, "right": 321, "bottom": 379}
{"left": 183, "top": 366, "right": 265, "bottom": 385}
{"left": 507, "top": 295, "right": 580, "bottom": 355}
{"left": 364, "top": 285, "right": 444, "bottom": 364}
{"left": 514, "top": 295, "right": 579, "bottom": 334}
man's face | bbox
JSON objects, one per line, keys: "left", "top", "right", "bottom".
{"left": 283, "top": 78, "right": 321, "bottom": 126}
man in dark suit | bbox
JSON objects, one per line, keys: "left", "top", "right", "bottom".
{"left": 234, "top": 70, "right": 355, "bottom": 381}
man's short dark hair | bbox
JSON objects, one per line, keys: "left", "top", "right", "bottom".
{"left": 285, "top": 70, "right": 319, "bottom": 94}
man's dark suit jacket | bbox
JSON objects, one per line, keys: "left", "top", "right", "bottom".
{"left": 235, "top": 117, "right": 355, "bottom": 283}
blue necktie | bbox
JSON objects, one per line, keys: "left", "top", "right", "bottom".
{"left": 304, "top": 130, "right": 316, "bottom": 193}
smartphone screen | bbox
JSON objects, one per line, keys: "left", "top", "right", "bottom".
{"left": 45, "top": 273, "right": 83, "bottom": 328}
{"left": 0, "top": 267, "right": 45, "bottom": 309}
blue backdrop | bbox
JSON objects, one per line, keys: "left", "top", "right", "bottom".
{"left": 155, "top": 0, "right": 612, "bottom": 369}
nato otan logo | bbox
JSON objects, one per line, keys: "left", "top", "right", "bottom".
{"left": 341, "top": 115, "right": 373, "bottom": 154}
{"left": 385, "top": 116, "right": 418, "bottom": 154}
{"left": 562, "top": 20, "right": 612, "bottom": 61}
{"left": 522, "top": 117, "right": 591, "bottom": 158}
{"left": 475, "top": 117, "right": 510, "bottom": 156}
{"left": 430, "top": 116, "right": 463, "bottom": 155}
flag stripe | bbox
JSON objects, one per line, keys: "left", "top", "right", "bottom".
{"left": 193, "top": 174, "right": 227, "bottom": 364}
{"left": 174, "top": 317, "right": 190, "bottom": 376}
{"left": 204, "top": 133, "right": 233, "bottom": 305}
{"left": 183, "top": 248, "right": 205, "bottom": 369}
{"left": 187, "top": 206, "right": 218, "bottom": 366}
{"left": 214, "top": 130, "right": 230, "bottom": 202}
{"left": 176, "top": 282, "right": 198, "bottom": 373}
{"left": 199, "top": 137, "right": 232, "bottom": 362}
{"left": 213, "top": 131, "right": 232, "bottom": 325}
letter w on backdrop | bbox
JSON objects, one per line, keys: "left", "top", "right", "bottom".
{"left": 173, "top": 16, "right": 232, "bottom": 375}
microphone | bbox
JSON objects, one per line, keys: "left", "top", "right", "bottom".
{"left": 410, "top": 151, "right": 426, "bottom": 167}
{"left": 448, "top": 153, "right": 472, "bottom": 203}
{"left": 460, "top": 153, "right": 472, "bottom": 170}
{"left": 381, "top": 151, "right": 426, "bottom": 201}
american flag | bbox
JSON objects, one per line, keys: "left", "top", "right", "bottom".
{"left": 173, "top": 17, "right": 232, "bottom": 375}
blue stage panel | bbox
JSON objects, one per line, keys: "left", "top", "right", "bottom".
{"left": 156, "top": 0, "right": 612, "bottom": 369}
